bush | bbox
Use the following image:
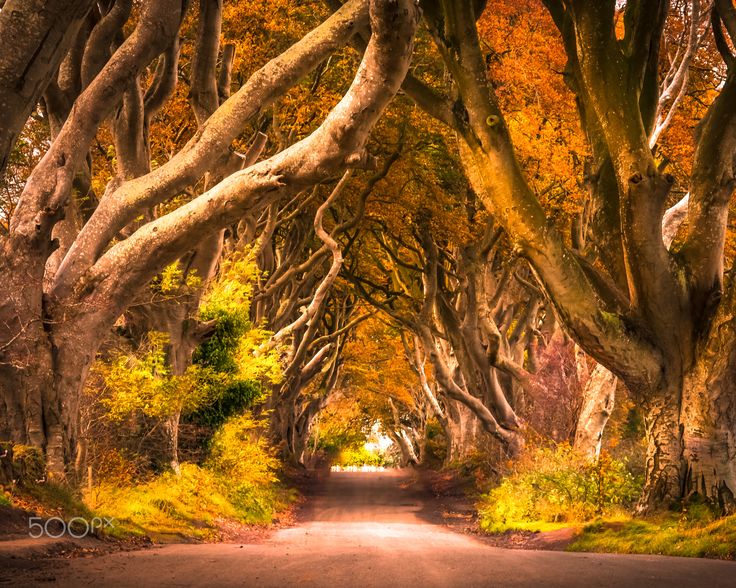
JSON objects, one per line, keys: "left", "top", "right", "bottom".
{"left": 189, "top": 379, "right": 262, "bottom": 429}
{"left": 478, "top": 444, "right": 641, "bottom": 533}
{"left": 337, "top": 446, "right": 385, "bottom": 467}
{"left": 86, "top": 413, "right": 291, "bottom": 539}
{"left": 206, "top": 414, "right": 284, "bottom": 520}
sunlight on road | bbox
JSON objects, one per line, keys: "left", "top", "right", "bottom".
{"left": 277, "top": 521, "right": 472, "bottom": 544}
{"left": 330, "top": 465, "right": 387, "bottom": 472}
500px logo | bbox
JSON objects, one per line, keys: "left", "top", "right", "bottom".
{"left": 28, "top": 516, "right": 116, "bottom": 539}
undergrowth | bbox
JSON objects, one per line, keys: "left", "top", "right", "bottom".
{"left": 478, "top": 444, "right": 641, "bottom": 533}
{"left": 476, "top": 443, "right": 736, "bottom": 558}
{"left": 85, "top": 414, "right": 293, "bottom": 540}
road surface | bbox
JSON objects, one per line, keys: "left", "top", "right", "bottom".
{"left": 4, "top": 469, "right": 735, "bottom": 587}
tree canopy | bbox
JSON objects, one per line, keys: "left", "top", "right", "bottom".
{"left": 1, "top": 0, "right": 736, "bottom": 516}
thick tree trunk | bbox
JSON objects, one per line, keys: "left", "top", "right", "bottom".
{"left": 636, "top": 281, "right": 736, "bottom": 513}
{"left": 0, "top": 334, "right": 56, "bottom": 465}
{"left": 680, "top": 313, "right": 736, "bottom": 513}
{"left": 682, "top": 374, "right": 736, "bottom": 513}
{"left": 0, "top": 310, "right": 98, "bottom": 480}
{"left": 443, "top": 400, "right": 479, "bottom": 464}
{"left": 637, "top": 376, "right": 687, "bottom": 513}
{"left": 270, "top": 399, "right": 305, "bottom": 466}
{"left": 638, "top": 360, "right": 736, "bottom": 514}
{"left": 291, "top": 404, "right": 321, "bottom": 467}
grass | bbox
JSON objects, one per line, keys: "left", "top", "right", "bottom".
{"left": 485, "top": 519, "right": 581, "bottom": 533}
{"left": 1, "top": 415, "right": 294, "bottom": 542}
{"left": 85, "top": 463, "right": 294, "bottom": 541}
{"left": 3, "top": 462, "right": 294, "bottom": 542}
{"left": 5, "top": 480, "right": 94, "bottom": 520}
{"left": 570, "top": 510, "right": 736, "bottom": 559}
{"left": 475, "top": 444, "right": 736, "bottom": 558}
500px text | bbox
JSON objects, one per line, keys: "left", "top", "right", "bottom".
{"left": 28, "top": 516, "right": 116, "bottom": 539}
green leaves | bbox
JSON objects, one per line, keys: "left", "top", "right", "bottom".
{"left": 196, "top": 248, "right": 283, "bottom": 386}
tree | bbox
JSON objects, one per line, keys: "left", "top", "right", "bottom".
{"left": 0, "top": 0, "right": 420, "bottom": 478}
{"left": 394, "top": 0, "right": 736, "bottom": 511}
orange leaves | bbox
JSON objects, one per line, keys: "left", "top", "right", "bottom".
{"left": 477, "top": 0, "right": 587, "bottom": 225}
{"left": 341, "top": 318, "right": 418, "bottom": 413}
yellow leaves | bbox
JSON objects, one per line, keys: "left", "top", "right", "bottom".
{"left": 196, "top": 246, "right": 284, "bottom": 387}
{"left": 200, "top": 249, "right": 259, "bottom": 317}
{"left": 206, "top": 413, "right": 280, "bottom": 488}
{"left": 233, "top": 325, "right": 283, "bottom": 385}
{"left": 154, "top": 262, "right": 203, "bottom": 295}
{"left": 95, "top": 332, "right": 216, "bottom": 422}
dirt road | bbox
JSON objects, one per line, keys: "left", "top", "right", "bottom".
{"left": 3, "top": 469, "right": 735, "bottom": 587}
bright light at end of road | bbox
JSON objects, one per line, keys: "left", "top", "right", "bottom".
{"left": 330, "top": 465, "right": 386, "bottom": 472}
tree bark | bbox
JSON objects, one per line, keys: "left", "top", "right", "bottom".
{"left": 680, "top": 286, "right": 736, "bottom": 513}
{"left": 165, "top": 410, "right": 182, "bottom": 475}
{"left": 0, "top": 0, "right": 94, "bottom": 174}
{"left": 574, "top": 364, "right": 617, "bottom": 459}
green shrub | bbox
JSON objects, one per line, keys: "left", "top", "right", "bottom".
{"left": 337, "top": 446, "right": 385, "bottom": 467}
{"left": 189, "top": 379, "right": 262, "bottom": 429}
{"left": 478, "top": 444, "right": 641, "bottom": 533}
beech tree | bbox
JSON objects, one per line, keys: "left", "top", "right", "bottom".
{"left": 249, "top": 176, "right": 373, "bottom": 463}
{"left": 0, "top": 0, "right": 420, "bottom": 478}
{"left": 346, "top": 195, "right": 573, "bottom": 460}
{"left": 387, "top": 0, "right": 736, "bottom": 511}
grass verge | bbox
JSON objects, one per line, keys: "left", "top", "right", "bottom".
{"left": 85, "top": 463, "right": 295, "bottom": 541}
{"left": 570, "top": 510, "right": 736, "bottom": 559}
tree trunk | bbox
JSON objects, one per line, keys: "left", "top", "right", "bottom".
{"left": 0, "top": 442, "right": 14, "bottom": 485}
{"left": 0, "top": 310, "right": 98, "bottom": 480}
{"left": 574, "top": 364, "right": 617, "bottom": 459}
{"left": 637, "top": 375, "right": 687, "bottom": 513}
{"left": 390, "top": 429, "right": 417, "bottom": 467}
{"left": 443, "top": 400, "right": 478, "bottom": 465}
{"left": 680, "top": 316, "right": 736, "bottom": 513}
{"left": 269, "top": 399, "right": 303, "bottom": 466}
{"left": 166, "top": 410, "right": 182, "bottom": 475}
{"left": 637, "top": 283, "right": 736, "bottom": 513}
{"left": 0, "top": 333, "right": 49, "bottom": 445}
